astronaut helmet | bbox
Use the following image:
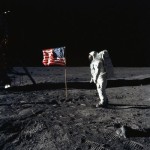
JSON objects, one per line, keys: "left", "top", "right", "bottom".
{"left": 89, "top": 51, "right": 98, "bottom": 61}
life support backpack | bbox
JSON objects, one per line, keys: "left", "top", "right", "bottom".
{"left": 97, "top": 50, "right": 114, "bottom": 78}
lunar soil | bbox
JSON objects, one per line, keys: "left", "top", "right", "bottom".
{"left": 0, "top": 67, "right": 150, "bottom": 150}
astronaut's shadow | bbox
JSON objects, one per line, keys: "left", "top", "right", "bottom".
{"left": 108, "top": 104, "right": 150, "bottom": 110}
{"left": 127, "top": 128, "right": 150, "bottom": 138}
{"left": 115, "top": 125, "right": 150, "bottom": 138}
{"left": 107, "top": 78, "right": 150, "bottom": 87}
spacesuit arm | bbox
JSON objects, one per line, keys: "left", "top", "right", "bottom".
{"left": 90, "top": 63, "right": 95, "bottom": 83}
{"left": 90, "top": 77, "right": 93, "bottom": 83}
{"left": 92, "top": 62, "right": 100, "bottom": 83}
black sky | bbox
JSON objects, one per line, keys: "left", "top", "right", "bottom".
{"left": 0, "top": 0, "right": 150, "bottom": 66}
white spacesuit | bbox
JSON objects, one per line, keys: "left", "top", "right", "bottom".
{"left": 89, "top": 51, "right": 108, "bottom": 107}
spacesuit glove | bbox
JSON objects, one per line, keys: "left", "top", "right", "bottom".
{"left": 93, "top": 78, "right": 97, "bottom": 84}
{"left": 94, "top": 80, "right": 97, "bottom": 84}
{"left": 90, "top": 78, "right": 93, "bottom": 83}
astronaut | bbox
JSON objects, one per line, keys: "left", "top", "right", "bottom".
{"left": 89, "top": 51, "right": 108, "bottom": 107}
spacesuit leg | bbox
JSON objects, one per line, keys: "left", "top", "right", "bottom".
{"left": 96, "top": 76, "right": 108, "bottom": 106}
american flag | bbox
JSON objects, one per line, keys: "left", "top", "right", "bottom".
{"left": 42, "top": 47, "right": 66, "bottom": 66}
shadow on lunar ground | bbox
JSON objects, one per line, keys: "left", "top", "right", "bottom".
{"left": 108, "top": 104, "right": 150, "bottom": 110}
{"left": 115, "top": 125, "right": 150, "bottom": 138}
{"left": 4, "top": 77, "right": 150, "bottom": 92}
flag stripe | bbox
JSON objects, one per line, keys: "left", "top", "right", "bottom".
{"left": 42, "top": 47, "right": 66, "bottom": 66}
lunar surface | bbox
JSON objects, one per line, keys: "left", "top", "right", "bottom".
{"left": 0, "top": 67, "right": 150, "bottom": 150}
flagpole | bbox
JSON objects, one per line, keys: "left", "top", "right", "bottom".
{"left": 65, "top": 64, "right": 68, "bottom": 100}
{"left": 64, "top": 47, "right": 68, "bottom": 100}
